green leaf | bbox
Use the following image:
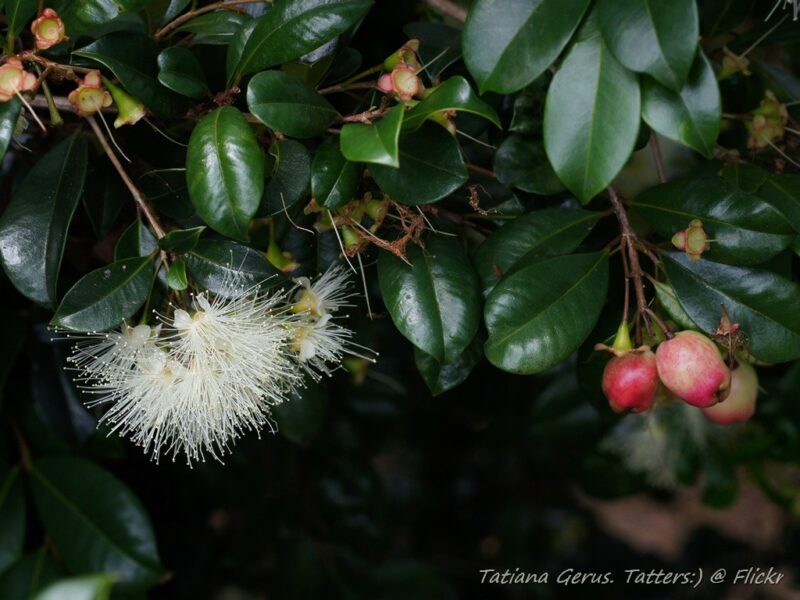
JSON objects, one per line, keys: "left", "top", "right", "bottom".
{"left": 83, "top": 167, "right": 125, "bottom": 239}
{"left": 0, "top": 550, "right": 63, "bottom": 600}
{"left": 247, "top": 70, "right": 338, "bottom": 138}
{"left": 311, "top": 138, "right": 361, "bottom": 210}
{"left": 340, "top": 105, "right": 404, "bottom": 167}
{"left": 414, "top": 331, "right": 483, "bottom": 396}
{"left": 403, "top": 76, "right": 500, "bottom": 132}
{"left": 597, "top": 0, "right": 698, "bottom": 91}
{"left": 641, "top": 51, "right": 720, "bottom": 157}
{"left": 176, "top": 10, "right": 250, "bottom": 37}
{"left": 463, "top": 0, "right": 591, "bottom": 94}
{"left": 543, "top": 21, "right": 641, "bottom": 203}
{"left": 370, "top": 124, "right": 467, "bottom": 205}
{"left": 157, "top": 47, "right": 208, "bottom": 100}
{"left": 484, "top": 252, "right": 609, "bottom": 374}
{"left": 225, "top": 15, "right": 260, "bottom": 82}
{"left": 139, "top": 169, "right": 195, "bottom": 221}
{"left": 662, "top": 252, "right": 800, "bottom": 363}
{"left": 378, "top": 236, "right": 481, "bottom": 363}
{"left": 493, "top": 134, "right": 564, "bottom": 195}
{"left": 186, "top": 107, "right": 264, "bottom": 241}
{"left": 272, "top": 383, "right": 326, "bottom": 446}
{"left": 30, "top": 457, "right": 162, "bottom": 589}
{"left": 51, "top": 256, "right": 154, "bottom": 332}
{"left": 720, "top": 163, "right": 769, "bottom": 194}
{"left": 651, "top": 278, "right": 697, "bottom": 330}
{"left": 5, "top": 0, "right": 37, "bottom": 38}
{"left": 185, "top": 239, "right": 281, "bottom": 295}
{"left": 58, "top": 0, "right": 150, "bottom": 35}
{"left": 114, "top": 219, "right": 157, "bottom": 261}
{"left": 632, "top": 177, "right": 795, "bottom": 265}
{"left": 0, "top": 135, "right": 88, "bottom": 308}
{"left": 230, "top": 0, "right": 373, "bottom": 81}
{"left": 403, "top": 21, "right": 461, "bottom": 80}
{"left": 34, "top": 575, "right": 115, "bottom": 600}
{"left": 157, "top": 226, "right": 205, "bottom": 253}
{"left": 0, "top": 467, "right": 25, "bottom": 574}
{"left": 474, "top": 208, "right": 603, "bottom": 296}
{"left": 759, "top": 174, "right": 800, "bottom": 233}
{"left": 73, "top": 32, "right": 182, "bottom": 118}
{"left": 263, "top": 139, "right": 312, "bottom": 214}
{"left": 166, "top": 257, "right": 188, "bottom": 290}
{"left": 0, "top": 97, "right": 21, "bottom": 164}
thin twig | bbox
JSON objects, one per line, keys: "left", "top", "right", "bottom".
{"left": 649, "top": 132, "right": 667, "bottom": 183}
{"left": 86, "top": 115, "right": 166, "bottom": 239}
{"left": 422, "top": 0, "right": 467, "bottom": 23}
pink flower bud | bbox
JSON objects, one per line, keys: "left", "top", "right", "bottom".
{"left": 377, "top": 73, "right": 394, "bottom": 94}
{"left": 391, "top": 66, "right": 421, "bottom": 101}
{"left": 0, "top": 58, "right": 38, "bottom": 102}
{"left": 31, "top": 8, "right": 66, "bottom": 50}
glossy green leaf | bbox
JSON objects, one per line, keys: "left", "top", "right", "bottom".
{"left": 114, "top": 219, "right": 157, "bottom": 261}
{"left": 340, "top": 106, "right": 404, "bottom": 167}
{"left": 759, "top": 174, "right": 800, "bottom": 233}
{"left": 474, "top": 208, "right": 603, "bottom": 296}
{"left": 157, "top": 47, "right": 208, "bottom": 99}
{"left": 263, "top": 139, "right": 312, "bottom": 214}
{"left": 642, "top": 52, "right": 720, "bottom": 157}
{"left": 378, "top": 235, "right": 481, "bottom": 363}
{"left": 662, "top": 252, "right": 800, "bottom": 363}
{"left": 51, "top": 256, "right": 154, "bottom": 332}
{"left": 0, "top": 135, "right": 88, "bottom": 308}
{"left": 0, "top": 97, "right": 21, "bottom": 164}
{"left": 186, "top": 107, "right": 264, "bottom": 241}
{"left": 273, "top": 383, "right": 326, "bottom": 446}
{"left": 414, "top": 331, "right": 483, "bottom": 396}
{"left": 30, "top": 457, "right": 162, "bottom": 589}
{"left": 403, "top": 76, "right": 500, "bottom": 132}
{"left": 176, "top": 10, "right": 249, "bottom": 37}
{"left": 157, "top": 226, "right": 205, "bottom": 253}
{"left": 493, "top": 134, "right": 564, "bottom": 195}
{"left": 83, "top": 167, "right": 125, "bottom": 239}
{"left": 247, "top": 70, "right": 338, "bottom": 138}
{"left": 0, "top": 550, "right": 63, "bottom": 600}
{"left": 139, "top": 169, "right": 195, "bottom": 221}
{"left": 0, "top": 467, "right": 25, "bottom": 574}
{"left": 403, "top": 21, "right": 461, "bottom": 80}
{"left": 484, "top": 252, "right": 609, "bottom": 374}
{"left": 463, "top": 0, "right": 591, "bottom": 94}
{"left": 370, "top": 124, "right": 467, "bottom": 205}
{"left": 74, "top": 32, "right": 182, "bottom": 118}
{"left": 225, "top": 15, "right": 260, "bottom": 82}
{"left": 58, "top": 0, "right": 150, "bottom": 35}
{"left": 230, "top": 0, "right": 373, "bottom": 81}
{"left": 633, "top": 177, "right": 794, "bottom": 265}
{"left": 34, "top": 575, "right": 115, "bottom": 600}
{"left": 651, "top": 278, "right": 697, "bottom": 330}
{"left": 720, "top": 163, "right": 769, "bottom": 194}
{"left": 5, "top": 0, "right": 37, "bottom": 38}
{"left": 311, "top": 138, "right": 361, "bottom": 209}
{"left": 597, "top": 0, "right": 698, "bottom": 91}
{"left": 185, "top": 239, "right": 281, "bottom": 295}
{"left": 166, "top": 257, "right": 188, "bottom": 290}
{"left": 543, "top": 22, "right": 641, "bottom": 203}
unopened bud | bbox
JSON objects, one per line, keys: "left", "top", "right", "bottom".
{"left": 746, "top": 90, "right": 788, "bottom": 150}
{"left": 391, "top": 66, "right": 421, "bottom": 101}
{"left": 717, "top": 47, "right": 750, "bottom": 81}
{"left": 31, "top": 8, "right": 66, "bottom": 50}
{"left": 377, "top": 73, "right": 394, "bottom": 94}
{"left": 0, "top": 58, "right": 38, "bottom": 102}
{"left": 67, "top": 70, "right": 112, "bottom": 116}
{"left": 672, "top": 219, "right": 709, "bottom": 261}
{"left": 383, "top": 39, "right": 420, "bottom": 71}
{"left": 103, "top": 77, "right": 146, "bottom": 128}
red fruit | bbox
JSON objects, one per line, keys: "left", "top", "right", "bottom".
{"left": 702, "top": 360, "right": 758, "bottom": 425}
{"left": 602, "top": 350, "right": 659, "bottom": 413}
{"left": 655, "top": 331, "right": 731, "bottom": 408}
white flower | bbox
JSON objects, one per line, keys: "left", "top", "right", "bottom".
{"left": 291, "top": 265, "right": 354, "bottom": 318}
{"left": 67, "top": 323, "right": 159, "bottom": 384}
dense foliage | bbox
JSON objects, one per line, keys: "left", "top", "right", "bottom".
{"left": 0, "top": 0, "right": 798, "bottom": 597}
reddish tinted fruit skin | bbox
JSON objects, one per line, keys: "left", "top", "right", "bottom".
{"left": 602, "top": 350, "right": 659, "bottom": 413}
{"left": 655, "top": 331, "right": 731, "bottom": 408}
{"left": 702, "top": 361, "right": 758, "bottom": 425}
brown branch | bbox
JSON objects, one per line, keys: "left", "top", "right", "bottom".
{"left": 466, "top": 163, "right": 495, "bottom": 178}
{"left": 608, "top": 186, "right": 653, "bottom": 341}
{"left": 86, "top": 115, "right": 166, "bottom": 240}
{"left": 318, "top": 81, "right": 377, "bottom": 95}
{"left": 154, "top": 0, "right": 267, "bottom": 41}
{"left": 422, "top": 0, "right": 467, "bottom": 23}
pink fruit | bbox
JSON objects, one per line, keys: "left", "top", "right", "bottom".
{"left": 602, "top": 350, "right": 659, "bottom": 413}
{"left": 702, "top": 360, "right": 758, "bottom": 425}
{"left": 655, "top": 331, "right": 731, "bottom": 408}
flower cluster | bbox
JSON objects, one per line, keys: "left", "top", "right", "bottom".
{"left": 66, "top": 266, "right": 373, "bottom": 465}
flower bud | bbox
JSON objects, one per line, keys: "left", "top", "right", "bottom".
{"left": 391, "top": 66, "right": 421, "bottom": 101}
{"left": 0, "top": 58, "right": 38, "bottom": 102}
{"left": 717, "top": 47, "right": 750, "bottom": 81}
{"left": 656, "top": 330, "right": 731, "bottom": 408}
{"left": 746, "top": 90, "right": 788, "bottom": 150}
{"left": 103, "top": 77, "right": 146, "bottom": 128}
{"left": 701, "top": 360, "right": 758, "bottom": 425}
{"left": 672, "top": 219, "right": 708, "bottom": 261}
{"left": 377, "top": 73, "right": 394, "bottom": 94}
{"left": 31, "top": 8, "right": 66, "bottom": 50}
{"left": 67, "top": 70, "right": 112, "bottom": 116}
